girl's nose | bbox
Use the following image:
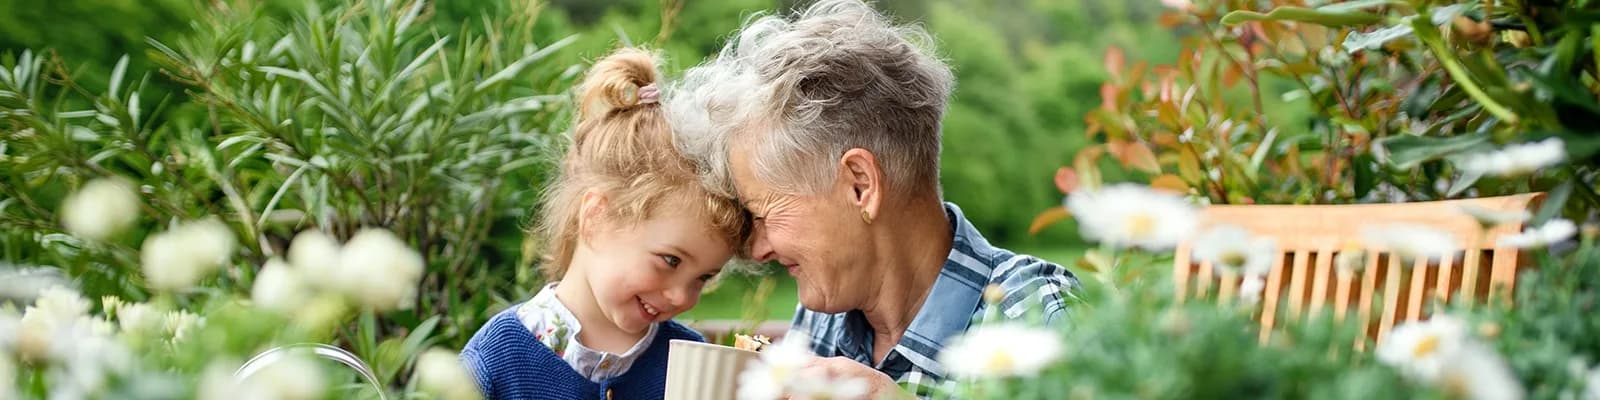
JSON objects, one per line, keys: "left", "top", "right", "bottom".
{"left": 665, "top": 283, "right": 697, "bottom": 310}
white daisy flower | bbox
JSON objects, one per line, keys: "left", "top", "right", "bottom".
{"left": 1378, "top": 316, "right": 1470, "bottom": 382}
{"left": 1436, "top": 342, "right": 1524, "bottom": 400}
{"left": 738, "top": 331, "right": 817, "bottom": 400}
{"left": 1497, "top": 219, "right": 1577, "bottom": 249}
{"left": 1457, "top": 205, "right": 1531, "bottom": 229}
{"left": 416, "top": 348, "right": 482, "bottom": 400}
{"left": 1457, "top": 137, "right": 1565, "bottom": 177}
{"left": 140, "top": 218, "right": 237, "bottom": 291}
{"left": 1362, "top": 224, "right": 1459, "bottom": 262}
{"left": 1065, "top": 184, "right": 1200, "bottom": 251}
{"left": 1191, "top": 225, "right": 1278, "bottom": 276}
{"left": 60, "top": 177, "right": 141, "bottom": 241}
{"left": 937, "top": 323, "right": 1064, "bottom": 379}
{"left": 252, "top": 258, "right": 310, "bottom": 314}
{"left": 335, "top": 228, "right": 426, "bottom": 311}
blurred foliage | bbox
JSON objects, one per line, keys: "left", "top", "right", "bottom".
{"left": 1464, "top": 238, "right": 1600, "bottom": 399}
{"left": 955, "top": 227, "right": 1600, "bottom": 399}
{"left": 2, "top": 0, "right": 575, "bottom": 358}
{"left": 987, "top": 0, "right": 1600, "bottom": 396}
{"left": 1056, "top": 0, "right": 1600, "bottom": 213}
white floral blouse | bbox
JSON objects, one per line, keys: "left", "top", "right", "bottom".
{"left": 515, "top": 282, "right": 659, "bottom": 382}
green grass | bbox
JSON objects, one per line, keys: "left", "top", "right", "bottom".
{"left": 680, "top": 273, "right": 799, "bottom": 321}
{"left": 683, "top": 243, "right": 1089, "bottom": 321}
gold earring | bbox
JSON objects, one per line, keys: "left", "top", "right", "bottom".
{"left": 861, "top": 209, "right": 873, "bottom": 225}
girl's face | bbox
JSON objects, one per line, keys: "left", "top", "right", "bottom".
{"left": 573, "top": 195, "right": 736, "bottom": 335}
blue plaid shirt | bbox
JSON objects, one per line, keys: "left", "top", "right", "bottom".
{"left": 790, "top": 202, "right": 1078, "bottom": 398}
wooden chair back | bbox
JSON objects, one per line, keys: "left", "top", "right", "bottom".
{"left": 1173, "top": 193, "right": 1544, "bottom": 343}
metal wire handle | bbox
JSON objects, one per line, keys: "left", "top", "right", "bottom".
{"left": 235, "top": 343, "right": 388, "bottom": 400}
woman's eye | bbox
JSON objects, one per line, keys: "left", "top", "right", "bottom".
{"left": 698, "top": 273, "right": 718, "bottom": 282}
{"left": 661, "top": 254, "right": 682, "bottom": 267}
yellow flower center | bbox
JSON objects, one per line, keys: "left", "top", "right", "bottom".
{"left": 1411, "top": 334, "right": 1440, "bottom": 358}
{"left": 985, "top": 352, "right": 1015, "bottom": 373}
{"left": 1125, "top": 213, "right": 1156, "bottom": 238}
{"left": 1220, "top": 250, "right": 1247, "bottom": 270}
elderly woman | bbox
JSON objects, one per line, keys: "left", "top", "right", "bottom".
{"left": 668, "top": 0, "right": 1077, "bottom": 397}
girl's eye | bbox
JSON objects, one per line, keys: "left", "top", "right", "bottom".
{"left": 698, "top": 272, "right": 718, "bottom": 282}
{"left": 661, "top": 254, "right": 682, "bottom": 268}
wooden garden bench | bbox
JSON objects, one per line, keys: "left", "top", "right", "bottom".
{"left": 1173, "top": 193, "right": 1544, "bottom": 344}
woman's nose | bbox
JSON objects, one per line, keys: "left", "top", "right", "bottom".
{"left": 750, "top": 224, "right": 777, "bottom": 263}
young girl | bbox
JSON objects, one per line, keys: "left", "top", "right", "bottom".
{"left": 460, "top": 48, "right": 750, "bottom": 399}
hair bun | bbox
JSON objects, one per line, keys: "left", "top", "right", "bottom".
{"left": 577, "top": 48, "right": 663, "bottom": 120}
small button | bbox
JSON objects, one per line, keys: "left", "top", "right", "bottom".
{"left": 599, "top": 359, "right": 613, "bottom": 369}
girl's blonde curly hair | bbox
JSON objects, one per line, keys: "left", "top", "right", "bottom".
{"left": 534, "top": 48, "right": 751, "bottom": 280}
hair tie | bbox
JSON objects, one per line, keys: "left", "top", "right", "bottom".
{"left": 637, "top": 83, "right": 660, "bottom": 105}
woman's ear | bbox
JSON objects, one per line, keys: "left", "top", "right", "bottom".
{"left": 838, "top": 148, "right": 883, "bottom": 222}
{"left": 578, "top": 190, "right": 609, "bottom": 240}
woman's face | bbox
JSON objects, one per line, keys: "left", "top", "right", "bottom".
{"left": 730, "top": 147, "right": 877, "bottom": 314}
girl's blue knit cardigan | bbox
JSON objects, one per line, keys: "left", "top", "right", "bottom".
{"left": 459, "top": 304, "right": 705, "bottom": 399}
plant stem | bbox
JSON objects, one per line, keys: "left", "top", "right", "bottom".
{"left": 1412, "top": 17, "right": 1521, "bottom": 124}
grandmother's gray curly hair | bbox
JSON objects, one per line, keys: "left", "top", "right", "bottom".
{"left": 666, "top": 0, "right": 954, "bottom": 199}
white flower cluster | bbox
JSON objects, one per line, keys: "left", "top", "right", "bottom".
{"left": 937, "top": 323, "right": 1065, "bottom": 379}
{"left": 60, "top": 178, "right": 141, "bottom": 241}
{"left": 1065, "top": 184, "right": 1200, "bottom": 251}
{"left": 198, "top": 356, "right": 326, "bottom": 400}
{"left": 4, "top": 287, "right": 152, "bottom": 399}
{"left": 1361, "top": 224, "right": 1459, "bottom": 263}
{"left": 1498, "top": 219, "right": 1576, "bottom": 249}
{"left": 1377, "top": 316, "right": 1523, "bottom": 400}
{"left": 737, "top": 331, "right": 869, "bottom": 400}
{"left": 1190, "top": 225, "right": 1279, "bottom": 305}
{"left": 253, "top": 228, "right": 426, "bottom": 313}
{"left": 1456, "top": 137, "right": 1565, "bottom": 177}
{"left": 415, "top": 347, "right": 483, "bottom": 400}
{"left": 141, "top": 218, "right": 238, "bottom": 291}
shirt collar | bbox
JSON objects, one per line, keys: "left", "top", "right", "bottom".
{"left": 518, "top": 282, "right": 659, "bottom": 382}
{"left": 890, "top": 203, "right": 993, "bottom": 375}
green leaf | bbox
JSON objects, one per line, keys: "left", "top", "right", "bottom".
{"left": 1354, "top": 153, "right": 1377, "bottom": 199}
{"left": 400, "top": 315, "right": 441, "bottom": 357}
{"left": 1447, "top": 167, "right": 1483, "bottom": 197}
{"left": 1533, "top": 181, "right": 1572, "bottom": 224}
{"left": 1409, "top": 15, "right": 1520, "bottom": 124}
{"left": 1317, "top": 0, "right": 1403, "bottom": 13}
{"left": 1220, "top": 7, "right": 1384, "bottom": 27}
{"left": 108, "top": 55, "right": 129, "bottom": 98}
{"left": 1375, "top": 133, "right": 1491, "bottom": 170}
{"left": 1342, "top": 24, "right": 1413, "bottom": 52}
{"left": 1555, "top": 131, "right": 1600, "bottom": 160}
{"left": 473, "top": 35, "right": 578, "bottom": 94}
